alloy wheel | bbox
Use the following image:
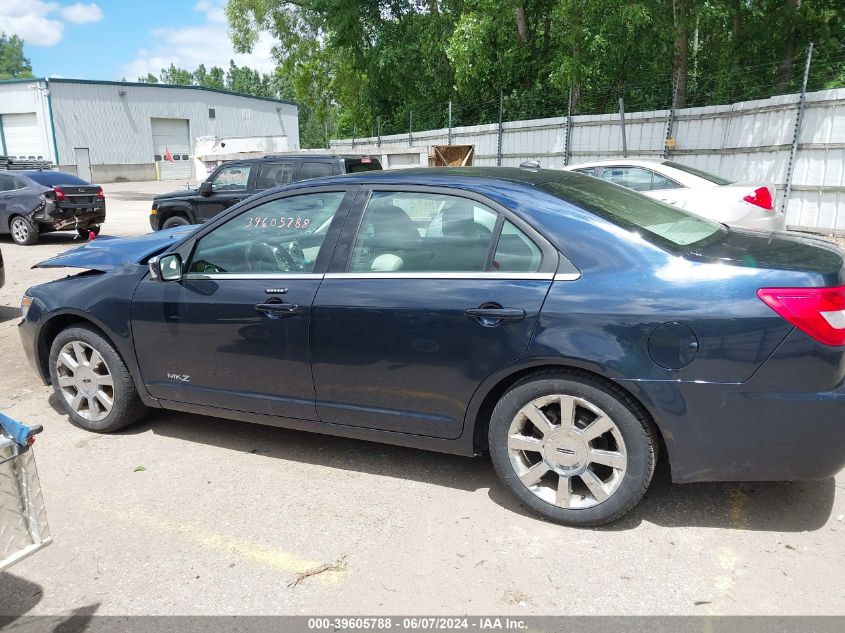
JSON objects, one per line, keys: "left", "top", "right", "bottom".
{"left": 55, "top": 341, "right": 115, "bottom": 422}
{"left": 11, "top": 218, "right": 29, "bottom": 243}
{"left": 506, "top": 394, "right": 627, "bottom": 509}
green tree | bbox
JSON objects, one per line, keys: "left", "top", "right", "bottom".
{"left": 0, "top": 33, "right": 34, "bottom": 80}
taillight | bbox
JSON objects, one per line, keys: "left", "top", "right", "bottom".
{"left": 743, "top": 186, "right": 774, "bottom": 211}
{"left": 757, "top": 286, "right": 845, "bottom": 346}
{"left": 97, "top": 187, "right": 104, "bottom": 200}
{"left": 54, "top": 187, "right": 66, "bottom": 202}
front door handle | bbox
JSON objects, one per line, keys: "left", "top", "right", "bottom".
{"left": 464, "top": 307, "right": 526, "bottom": 325}
{"left": 255, "top": 302, "right": 300, "bottom": 319}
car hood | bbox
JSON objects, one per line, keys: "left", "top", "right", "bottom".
{"left": 34, "top": 226, "right": 195, "bottom": 271}
{"left": 154, "top": 188, "right": 198, "bottom": 200}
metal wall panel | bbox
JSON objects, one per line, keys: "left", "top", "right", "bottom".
{"left": 331, "top": 88, "right": 845, "bottom": 232}
{"left": 0, "top": 81, "right": 56, "bottom": 162}
{"left": 47, "top": 80, "right": 299, "bottom": 167}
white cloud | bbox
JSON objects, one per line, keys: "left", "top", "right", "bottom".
{"left": 60, "top": 2, "right": 103, "bottom": 24}
{"left": 0, "top": 0, "right": 102, "bottom": 47}
{"left": 0, "top": 1, "right": 64, "bottom": 47}
{"left": 121, "top": 0, "right": 276, "bottom": 81}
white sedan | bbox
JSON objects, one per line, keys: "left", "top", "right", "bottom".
{"left": 563, "top": 158, "right": 785, "bottom": 231}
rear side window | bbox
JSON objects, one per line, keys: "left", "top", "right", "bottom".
{"left": 254, "top": 163, "right": 293, "bottom": 190}
{"left": 300, "top": 162, "right": 334, "bottom": 179}
{"left": 663, "top": 161, "right": 732, "bottom": 185}
{"left": 346, "top": 159, "right": 381, "bottom": 173}
{"left": 0, "top": 174, "right": 18, "bottom": 192}
{"left": 349, "top": 191, "right": 498, "bottom": 273}
{"left": 540, "top": 174, "right": 726, "bottom": 248}
{"left": 493, "top": 221, "right": 542, "bottom": 272}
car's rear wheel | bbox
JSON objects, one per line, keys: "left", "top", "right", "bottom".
{"left": 48, "top": 325, "right": 146, "bottom": 433}
{"left": 161, "top": 215, "right": 190, "bottom": 229}
{"left": 10, "top": 216, "right": 39, "bottom": 245}
{"left": 489, "top": 371, "right": 657, "bottom": 526}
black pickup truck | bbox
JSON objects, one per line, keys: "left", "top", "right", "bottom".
{"left": 150, "top": 154, "right": 382, "bottom": 230}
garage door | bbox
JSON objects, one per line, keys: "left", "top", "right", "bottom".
{"left": 2, "top": 113, "right": 46, "bottom": 160}
{"left": 150, "top": 118, "right": 191, "bottom": 180}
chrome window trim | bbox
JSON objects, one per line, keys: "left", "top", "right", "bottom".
{"left": 181, "top": 271, "right": 581, "bottom": 281}
{"left": 324, "top": 272, "right": 555, "bottom": 280}
{"left": 183, "top": 273, "right": 325, "bottom": 281}
{"left": 554, "top": 272, "right": 581, "bottom": 281}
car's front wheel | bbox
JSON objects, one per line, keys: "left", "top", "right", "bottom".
{"left": 48, "top": 325, "right": 146, "bottom": 433}
{"left": 489, "top": 371, "right": 657, "bottom": 526}
{"left": 10, "top": 216, "right": 39, "bottom": 245}
{"left": 161, "top": 215, "right": 190, "bottom": 229}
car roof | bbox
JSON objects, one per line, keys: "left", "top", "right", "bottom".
{"left": 249, "top": 154, "right": 378, "bottom": 163}
{"left": 288, "top": 166, "right": 577, "bottom": 189}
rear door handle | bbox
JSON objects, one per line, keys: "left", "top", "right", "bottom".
{"left": 464, "top": 307, "right": 526, "bottom": 323}
{"left": 255, "top": 302, "right": 300, "bottom": 319}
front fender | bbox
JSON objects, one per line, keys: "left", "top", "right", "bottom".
{"left": 24, "top": 267, "right": 161, "bottom": 408}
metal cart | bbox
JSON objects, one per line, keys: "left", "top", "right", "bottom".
{"left": 0, "top": 414, "right": 51, "bottom": 571}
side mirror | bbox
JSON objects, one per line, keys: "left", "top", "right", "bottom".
{"left": 199, "top": 181, "right": 213, "bottom": 196}
{"left": 149, "top": 253, "right": 183, "bottom": 282}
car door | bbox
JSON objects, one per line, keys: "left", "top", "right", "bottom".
{"left": 310, "top": 186, "right": 559, "bottom": 439}
{"left": 195, "top": 163, "right": 255, "bottom": 223}
{"left": 131, "top": 186, "right": 356, "bottom": 419}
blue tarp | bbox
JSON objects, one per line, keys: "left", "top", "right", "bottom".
{"left": 0, "top": 412, "right": 32, "bottom": 447}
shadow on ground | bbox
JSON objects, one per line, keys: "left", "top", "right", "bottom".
{"left": 0, "top": 306, "right": 21, "bottom": 324}
{"left": 0, "top": 571, "right": 100, "bottom": 631}
{"left": 109, "top": 407, "right": 839, "bottom": 533}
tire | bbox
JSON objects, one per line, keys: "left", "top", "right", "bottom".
{"left": 161, "top": 215, "right": 190, "bottom": 229}
{"left": 77, "top": 224, "right": 101, "bottom": 238}
{"left": 10, "top": 216, "right": 39, "bottom": 245}
{"left": 48, "top": 325, "right": 146, "bottom": 433}
{"left": 488, "top": 370, "right": 657, "bottom": 527}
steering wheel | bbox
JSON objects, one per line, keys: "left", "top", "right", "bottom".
{"left": 245, "top": 238, "right": 300, "bottom": 273}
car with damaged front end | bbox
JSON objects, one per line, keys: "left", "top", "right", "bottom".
{"left": 16, "top": 168, "right": 845, "bottom": 527}
{"left": 0, "top": 171, "right": 106, "bottom": 245}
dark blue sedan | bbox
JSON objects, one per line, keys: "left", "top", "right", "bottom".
{"left": 17, "top": 168, "right": 845, "bottom": 525}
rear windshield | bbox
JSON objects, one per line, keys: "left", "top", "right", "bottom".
{"left": 540, "top": 174, "right": 727, "bottom": 248}
{"left": 23, "top": 171, "right": 89, "bottom": 186}
{"left": 662, "top": 161, "right": 732, "bottom": 186}
{"left": 346, "top": 159, "right": 381, "bottom": 173}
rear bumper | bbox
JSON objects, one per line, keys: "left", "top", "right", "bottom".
{"left": 733, "top": 210, "right": 786, "bottom": 232}
{"left": 623, "top": 330, "right": 845, "bottom": 483}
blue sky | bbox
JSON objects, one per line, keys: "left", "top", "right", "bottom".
{"left": 1, "top": 0, "right": 275, "bottom": 81}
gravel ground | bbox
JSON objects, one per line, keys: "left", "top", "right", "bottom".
{"left": 0, "top": 181, "right": 843, "bottom": 617}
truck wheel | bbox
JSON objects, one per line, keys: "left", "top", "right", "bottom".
{"left": 48, "top": 325, "right": 146, "bottom": 433}
{"left": 10, "top": 216, "right": 39, "bottom": 245}
{"left": 162, "top": 216, "right": 190, "bottom": 229}
{"left": 488, "top": 370, "right": 657, "bottom": 526}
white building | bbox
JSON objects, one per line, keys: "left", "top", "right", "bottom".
{"left": 0, "top": 78, "right": 299, "bottom": 182}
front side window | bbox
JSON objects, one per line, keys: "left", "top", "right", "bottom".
{"left": 211, "top": 164, "right": 251, "bottom": 192}
{"left": 255, "top": 163, "right": 293, "bottom": 190}
{"left": 189, "top": 191, "right": 346, "bottom": 274}
{"left": 349, "top": 192, "right": 498, "bottom": 273}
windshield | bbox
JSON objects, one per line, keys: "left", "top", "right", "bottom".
{"left": 662, "top": 161, "right": 733, "bottom": 186}
{"left": 23, "top": 171, "right": 90, "bottom": 186}
{"left": 540, "top": 174, "right": 727, "bottom": 248}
